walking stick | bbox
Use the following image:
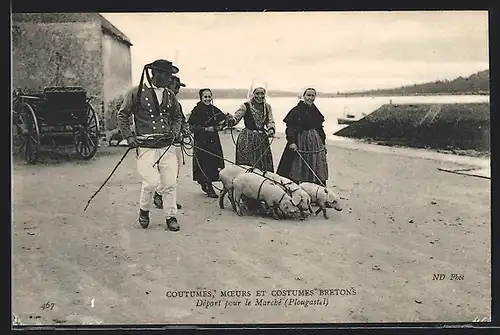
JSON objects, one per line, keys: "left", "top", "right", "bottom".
{"left": 84, "top": 147, "right": 133, "bottom": 211}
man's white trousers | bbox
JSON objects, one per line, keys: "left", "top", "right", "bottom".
{"left": 136, "top": 146, "right": 178, "bottom": 217}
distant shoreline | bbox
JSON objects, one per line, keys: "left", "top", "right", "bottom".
{"left": 176, "top": 69, "right": 489, "bottom": 100}
{"left": 324, "top": 91, "right": 490, "bottom": 98}
{"left": 177, "top": 91, "right": 490, "bottom": 100}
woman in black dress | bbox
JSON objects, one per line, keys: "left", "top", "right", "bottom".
{"left": 187, "top": 89, "right": 227, "bottom": 198}
{"left": 277, "top": 87, "right": 328, "bottom": 185}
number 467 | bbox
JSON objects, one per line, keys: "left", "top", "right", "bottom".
{"left": 40, "top": 301, "right": 55, "bottom": 310}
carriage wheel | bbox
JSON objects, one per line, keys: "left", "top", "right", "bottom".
{"left": 74, "top": 102, "right": 100, "bottom": 160}
{"left": 14, "top": 102, "right": 40, "bottom": 164}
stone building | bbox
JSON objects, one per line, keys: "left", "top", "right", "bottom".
{"left": 12, "top": 13, "right": 132, "bottom": 130}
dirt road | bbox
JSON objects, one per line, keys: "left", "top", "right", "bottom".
{"left": 12, "top": 133, "right": 491, "bottom": 325}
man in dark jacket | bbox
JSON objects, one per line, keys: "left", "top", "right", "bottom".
{"left": 153, "top": 75, "right": 189, "bottom": 210}
{"left": 117, "top": 59, "right": 183, "bottom": 231}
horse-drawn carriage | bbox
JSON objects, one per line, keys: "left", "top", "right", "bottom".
{"left": 12, "top": 86, "right": 100, "bottom": 164}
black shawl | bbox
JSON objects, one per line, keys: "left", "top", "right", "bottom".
{"left": 188, "top": 102, "right": 226, "bottom": 132}
{"left": 283, "top": 101, "right": 326, "bottom": 145}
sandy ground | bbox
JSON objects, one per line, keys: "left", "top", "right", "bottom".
{"left": 12, "top": 132, "right": 491, "bottom": 325}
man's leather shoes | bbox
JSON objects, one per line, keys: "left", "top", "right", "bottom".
{"left": 166, "top": 217, "right": 180, "bottom": 231}
{"left": 139, "top": 209, "right": 149, "bottom": 229}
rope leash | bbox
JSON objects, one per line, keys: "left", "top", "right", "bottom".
{"left": 152, "top": 135, "right": 193, "bottom": 168}
{"left": 295, "top": 150, "right": 327, "bottom": 188}
{"left": 229, "top": 126, "right": 275, "bottom": 156}
{"left": 181, "top": 134, "right": 280, "bottom": 188}
{"left": 297, "top": 148, "right": 326, "bottom": 154}
{"left": 84, "top": 128, "right": 327, "bottom": 211}
{"left": 165, "top": 129, "right": 306, "bottom": 199}
{"left": 83, "top": 134, "right": 191, "bottom": 211}
{"left": 228, "top": 127, "right": 275, "bottom": 176}
{"left": 249, "top": 131, "right": 275, "bottom": 171}
{"left": 86, "top": 64, "right": 281, "bottom": 209}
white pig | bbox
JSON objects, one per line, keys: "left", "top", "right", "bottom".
{"left": 299, "top": 182, "right": 342, "bottom": 219}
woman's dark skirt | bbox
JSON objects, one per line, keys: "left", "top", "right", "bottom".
{"left": 277, "top": 129, "right": 328, "bottom": 185}
{"left": 192, "top": 132, "right": 224, "bottom": 184}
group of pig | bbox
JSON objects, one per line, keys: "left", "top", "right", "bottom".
{"left": 218, "top": 164, "right": 343, "bottom": 220}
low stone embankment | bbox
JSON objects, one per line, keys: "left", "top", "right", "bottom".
{"left": 334, "top": 103, "right": 490, "bottom": 152}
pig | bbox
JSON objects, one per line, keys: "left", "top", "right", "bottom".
{"left": 218, "top": 164, "right": 263, "bottom": 210}
{"left": 299, "top": 182, "right": 342, "bottom": 219}
{"left": 234, "top": 167, "right": 311, "bottom": 218}
{"left": 258, "top": 171, "right": 312, "bottom": 218}
{"left": 232, "top": 172, "right": 298, "bottom": 219}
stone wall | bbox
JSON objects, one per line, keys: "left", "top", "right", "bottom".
{"left": 101, "top": 32, "right": 132, "bottom": 130}
{"left": 12, "top": 21, "right": 104, "bottom": 125}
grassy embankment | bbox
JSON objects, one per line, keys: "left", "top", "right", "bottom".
{"left": 334, "top": 103, "right": 490, "bottom": 157}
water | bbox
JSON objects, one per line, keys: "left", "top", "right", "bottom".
{"left": 178, "top": 95, "right": 490, "bottom": 141}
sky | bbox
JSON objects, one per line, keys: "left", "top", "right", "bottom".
{"left": 101, "top": 11, "right": 489, "bottom": 93}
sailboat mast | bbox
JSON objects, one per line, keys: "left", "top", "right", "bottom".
{"left": 246, "top": 78, "right": 255, "bottom": 100}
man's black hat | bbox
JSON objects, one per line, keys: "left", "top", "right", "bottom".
{"left": 170, "top": 75, "right": 186, "bottom": 87}
{"left": 150, "top": 59, "right": 179, "bottom": 74}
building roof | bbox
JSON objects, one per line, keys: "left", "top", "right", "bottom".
{"left": 11, "top": 13, "right": 132, "bottom": 46}
{"left": 98, "top": 14, "right": 132, "bottom": 46}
